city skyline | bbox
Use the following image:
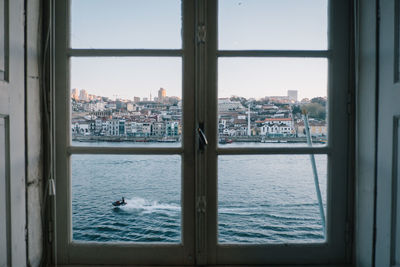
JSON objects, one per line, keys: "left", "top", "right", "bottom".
{"left": 71, "top": 87, "right": 325, "bottom": 103}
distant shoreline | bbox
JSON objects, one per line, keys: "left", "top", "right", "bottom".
{"left": 72, "top": 135, "right": 326, "bottom": 144}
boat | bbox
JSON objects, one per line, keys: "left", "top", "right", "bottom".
{"left": 112, "top": 197, "right": 127, "bottom": 207}
{"left": 219, "top": 138, "right": 233, "bottom": 144}
{"left": 157, "top": 137, "right": 177, "bottom": 143}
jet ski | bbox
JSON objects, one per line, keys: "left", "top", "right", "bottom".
{"left": 112, "top": 197, "right": 127, "bottom": 207}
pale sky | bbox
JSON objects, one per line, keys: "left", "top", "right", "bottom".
{"left": 70, "top": 0, "right": 328, "bottom": 100}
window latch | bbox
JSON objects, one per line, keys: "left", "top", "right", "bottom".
{"left": 197, "top": 25, "right": 206, "bottom": 44}
{"left": 198, "top": 124, "right": 208, "bottom": 151}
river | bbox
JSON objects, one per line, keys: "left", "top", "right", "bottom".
{"left": 71, "top": 142, "right": 327, "bottom": 244}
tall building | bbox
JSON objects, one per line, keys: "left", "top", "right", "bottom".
{"left": 287, "top": 90, "right": 298, "bottom": 102}
{"left": 79, "top": 89, "right": 88, "bottom": 101}
{"left": 133, "top": 96, "right": 140, "bottom": 103}
{"left": 158, "top": 87, "right": 166, "bottom": 102}
{"left": 71, "top": 88, "right": 79, "bottom": 100}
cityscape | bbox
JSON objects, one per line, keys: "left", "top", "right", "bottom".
{"left": 71, "top": 88, "right": 327, "bottom": 143}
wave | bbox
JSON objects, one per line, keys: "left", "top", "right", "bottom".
{"left": 117, "top": 197, "right": 181, "bottom": 214}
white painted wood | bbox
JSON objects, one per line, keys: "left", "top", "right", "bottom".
{"left": 194, "top": 1, "right": 208, "bottom": 264}
{"left": 0, "top": 116, "right": 10, "bottom": 267}
{"left": 0, "top": 0, "right": 6, "bottom": 80}
{"left": 375, "top": 0, "right": 400, "bottom": 266}
{"left": 0, "top": 0, "right": 26, "bottom": 266}
{"left": 67, "top": 146, "right": 183, "bottom": 155}
{"left": 206, "top": 0, "right": 351, "bottom": 265}
{"left": 68, "top": 49, "right": 182, "bottom": 57}
{"left": 394, "top": 117, "right": 400, "bottom": 265}
{"left": 55, "top": 0, "right": 352, "bottom": 265}
{"left": 26, "top": 0, "right": 43, "bottom": 265}
{"left": 217, "top": 147, "right": 330, "bottom": 155}
{"left": 55, "top": 0, "right": 196, "bottom": 265}
{"left": 217, "top": 50, "right": 331, "bottom": 58}
{"left": 355, "top": 0, "right": 377, "bottom": 266}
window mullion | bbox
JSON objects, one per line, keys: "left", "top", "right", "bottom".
{"left": 204, "top": 0, "right": 218, "bottom": 265}
{"left": 194, "top": 0, "right": 213, "bottom": 265}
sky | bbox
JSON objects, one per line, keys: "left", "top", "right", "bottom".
{"left": 70, "top": 0, "right": 328, "bottom": 100}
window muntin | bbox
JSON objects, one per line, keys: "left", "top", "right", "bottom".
{"left": 218, "top": 0, "right": 328, "bottom": 50}
{"left": 70, "top": 0, "right": 182, "bottom": 49}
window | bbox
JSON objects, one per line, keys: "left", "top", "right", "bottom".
{"left": 54, "top": 0, "right": 351, "bottom": 265}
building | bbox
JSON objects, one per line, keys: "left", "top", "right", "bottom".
{"left": 158, "top": 87, "right": 166, "bottom": 102}
{"left": 218, "top": 98, "right": 243, "bottom": 112}
{"left": 71, "top": 88, "right": 79, "bottom": 100}
{"left": 79, "top": 89, "right": 88, "bottom": 101}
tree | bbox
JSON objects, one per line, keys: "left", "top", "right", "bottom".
{"left": 301, "top": 103, "right": 326, "bottom": 120}
{"left": 292, "top": 105, "right": 302, "bottom": 115}
{"left": 310, "top": 97, "right": 327, "bottom": 107}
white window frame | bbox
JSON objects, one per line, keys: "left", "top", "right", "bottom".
{"left": 201, "top": 0, "right": 351, "bottom": 265}
{"left": 54, "top": 0, "right": 352, "bottom": 265}
{"left": 54, "top": 0, "right": 196, "bottom": 265}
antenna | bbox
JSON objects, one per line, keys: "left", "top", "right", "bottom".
{"left": 247, "top": 103, "right": 251, "bottom": 136}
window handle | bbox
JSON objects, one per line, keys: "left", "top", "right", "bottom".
{"left": 198, "top": 127, "right": 208, "bottom": 150}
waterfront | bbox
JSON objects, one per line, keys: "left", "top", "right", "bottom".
{"left": 72, "top": 142, "right": 327, "bottom": 244}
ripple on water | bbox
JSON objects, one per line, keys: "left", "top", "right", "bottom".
{"left": 72, "top": 151, "right": 326, "bottom": 244}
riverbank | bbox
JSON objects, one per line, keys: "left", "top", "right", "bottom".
{"left": 72, "top": 135, "right": 326, "bottom": 144}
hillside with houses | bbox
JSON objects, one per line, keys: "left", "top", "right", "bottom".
{"left": 71, "top": 88, "right": 327, "bottom": 143}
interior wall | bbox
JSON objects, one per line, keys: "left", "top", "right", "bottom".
{"left": 355, "top": 0, "right": 377, "bottom": 266}
{"left": 26, "top": 0, "right": 43, "bottom": 265}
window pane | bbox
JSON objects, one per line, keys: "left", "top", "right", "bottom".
{"left": 218, "top": 154, "right": 327, "bottom": 243}
{"left": 70, "top": 57, "right": 182, "bottom": 147}
{"left": 218, "top": 58, "right": 327, "bottom": 147}
{"left": 70, "top": 0, "right": 182, "bottom": 49}
{"left": 71, "top": 154, "right": 181, "bottom": 243}
{"left": 219, "top": 0, "right": 328, "bottom": 50}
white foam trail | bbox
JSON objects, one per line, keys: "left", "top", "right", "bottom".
{"left": 119, "top": 197, "right": 180, "bottom": 214}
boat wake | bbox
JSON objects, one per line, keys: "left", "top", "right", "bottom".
{"left": 116, "top": 197, "right": 181, "bottom": 215}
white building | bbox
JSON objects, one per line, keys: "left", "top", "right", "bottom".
{"left": 218, "top": 98, "right": 243, "bottom": 112}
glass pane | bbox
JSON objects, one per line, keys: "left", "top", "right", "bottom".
{"left": 72, "top": 154, "right": 181, "bottom": 243}
{"left": 70, "top": 57, "right": 182, "bottom": 147}
{"left": 218, "top": 154, "right": 327, "bottom": 243}
{"left": 218, "top": 58, "right": 328, "bottom": 147}
{"left": 219, "top": 0, "right": 328, "bottom": 50}
{"left": 70, "top": 0, "right": 182, "bottom": 49}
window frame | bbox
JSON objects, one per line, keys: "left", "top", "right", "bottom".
{"left": 54, "top": 0, "right": 196, "bottom": 265}
{"left": 202, "top": 0, "right": 352, "bottom": 264}
{"left": 53, "top": 0, "right": 353, "bottom": 265}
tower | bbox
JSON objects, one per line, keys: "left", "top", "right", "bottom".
{"left": 247, "top": 104, "right": 251, "bottom": 136}
{"left": 158, "top": 88, "right": 166, "bottom": 102}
